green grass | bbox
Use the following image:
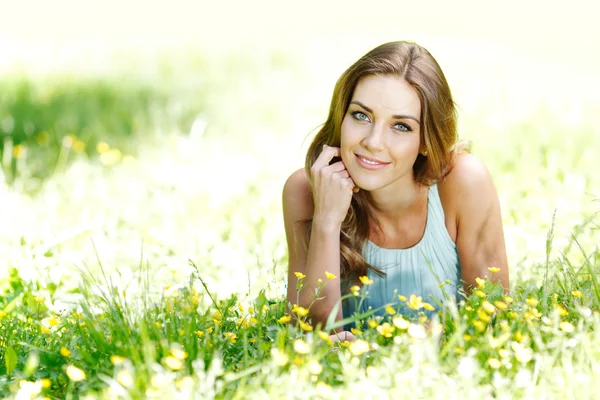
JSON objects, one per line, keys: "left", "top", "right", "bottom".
{"left": 1, "top": 232, "right": 599, "bottom": 398}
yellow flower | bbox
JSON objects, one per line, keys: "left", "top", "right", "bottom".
{"left": 195, "top": 330, "right": 204, "bottom": 337}
{"left": 474, "top": 290, "right": 486, "bottom": 298}
{"left": 367, "top": 319, "right": 379, "bottom": 329}
{"left": 271, "top": 349, "right": 289, "bottom": 366}
{"left": 170, "top": 348, "right": 187, "bottom": 360}
{"left": 351, "top": 286, "right": 361, "bottom": 296}
{"left": 494, "top": 301, "right": 508, "bottom": 311}
{"left": 503, "top": 296, "right": 514, "bottom": 303}
{"left": 473, "top": 320, "right": 486, "bottom": 333}
{"left": 110, "top": 355, "right": 126, "bottom": 365}
{"left": 164, "top": 356, "right": 182, "bottom": 370}
{"left": 350, "top": 327, "right": 363, "bottom": 336}
{"left": 238, "top": 303, "right": 245, "bottom": 312}
{"left": 498, "top": 348, "right": 509, "bottom": 358}
{"left": 376, "top": 322, "right": 394, "bottom": 338}
{"left": 463, "top": 334, "right": 472, "bottom": 342}
{"left": 41, "top": 326, "right": 51, "bottom": 334}
{"left": 482, "top": 301, "right": 496, "bottom": 314}
{"left": 72, "top": 139, "right": 85, "bottom": 153}
{"left": 524, "top": 308, "right": 542, "bottom": 321}
{"left": 392, "top": 315, "right": 410, "bottom": 330}
{"left": 224, "top": 332, "right": 237, "bottom": 343}
{"left": 300, "top": 322, "right": 313, "bottom": 332}
{"left": 359, "top": 276, "right": 373, "bottom": 285}
{"left": 66, "top": 365, "right": 87, "bottom": 382}
{"left": 278, "top": 315, "right": 291, "bottom": 323}
{"left": 317, "top": 278, "right": 323, "bottom": 284}
{"left": 307, "top": 359, "right": 323, "bottom": 375}
{"left": 292, "top": 305, "right": 309, "bottom": 317}
{"left": 12, "top": 144, "right": 25, "bottom": 158}
{"left": 262, "top": 305, "right": 269, "bottom": 312}
{"left": 572, "top": 290, "right": 583, "bottom": 298}
{"left": 477, "top": 309, "right": 491, "bottom": 323}
{"left": 423, "top": 302, "right": 435, "bottom": 311}
{"left": 487, "top": 358, "right": 501, "bottom": 369}
{"left": 293, "top": 356, "right": 303, "bottom": 365}
{"left": 398, "top": 295, "right": 407, "bottom": 301}
{"left": 318, "top": 331, "right": 333, "bottom": 344}
{"left": 349, "top": 339, "right": 370, "bottom": 356}
{"left": 475, "top": 277, "right": 486, "bottom": 289}
{"left": 385, "top": 305, "right": 396, "bottom": 315}
{"left": 41, "top": 378, "right": 51, "bottom": 389}
{"left": 325, "top": 271, "right": 336, "bottom": 280}
{"left": 249, "top": 338, "right": 257, "bottom": 343}
{"left": 96, "top": 141, "right": 110, "bottom": 153}
{"left": 514, "top": 331, "right": 524, "bottom": 342}
{"left": 407, "top": 294, "right": 424, "bottom": 310}
{"left": 293, "top": 339, "right": 311, "bottom": 354}
{"left": 526, "top": 298, "right": 539, "bottom": 307}
{"left": 560, "top": 321, "right": 575, "bottom": 333}
{"left": 294, "top": 272, "right": 306, "bottom": 279}
{"left": 60, "top": 347, "right": 71, "bottom": 357}
{"left": 418, "top": 315, "right": 428, "bottom": 323}
{"left": 47, "top": 317, "right": 59, "bottom": 327}
{"left": 488, "top": 267, "right": 501, "bottom": 273}
{"left": 554, "top": 304, "right": 569, "bottom": 317}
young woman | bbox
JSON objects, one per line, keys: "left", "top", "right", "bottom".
{"left": 282, "top": 41, "right": 509, "bottom": 340}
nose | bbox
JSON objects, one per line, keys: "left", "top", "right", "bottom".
{"left": 361, "top": 123, "right": 386, "bottom": 153}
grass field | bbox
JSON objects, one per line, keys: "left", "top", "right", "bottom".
{"left": 1, "top": 2, "right": 600, "bottom": 398}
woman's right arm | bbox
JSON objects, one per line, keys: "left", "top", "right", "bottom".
{"left": 282, "top": 145, "right": 356, "bottom": 331}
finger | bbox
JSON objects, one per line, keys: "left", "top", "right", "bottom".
{"left": 321, "top": 160, "right": 346, "bottom": 174}
{"left": 332, "top": 169, "right": 349, "bottom": 179}
{"left": 312, "top": 145, "right": 341, "bottom": 171}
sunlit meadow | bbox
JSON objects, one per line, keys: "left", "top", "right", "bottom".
{"left": 1, "top": 2, "right": 600, "bottom": 398}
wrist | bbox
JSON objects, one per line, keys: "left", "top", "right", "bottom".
{"left": 312, "top": 217, "right": 342, "bottom": 234}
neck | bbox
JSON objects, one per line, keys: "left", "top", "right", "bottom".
{"left": 366, "top": 180, "right": 428, "bottom": 231}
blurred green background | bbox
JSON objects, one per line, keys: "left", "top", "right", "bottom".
{"left": 1, "top": 0, "right": 599, "bottom": 305}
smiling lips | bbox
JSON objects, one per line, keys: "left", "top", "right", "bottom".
{"left": 355, "top": 153, "right": 390, "bottom": 170}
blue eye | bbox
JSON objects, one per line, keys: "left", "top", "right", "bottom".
{"left": 394, "top": 123, "right": 411, "bottom": 132}
{"left": 351, "top": 111, "right": 370, "bottom": 122}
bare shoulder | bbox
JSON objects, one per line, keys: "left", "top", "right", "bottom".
{"left": 438, "top": 153, "right": 497, "bottom": 218}
{"left": 282, "top": 168, "right": 314, "bottom": 222}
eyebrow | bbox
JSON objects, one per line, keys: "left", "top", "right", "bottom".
{"left": 350, "top": 101, "right": 421, "bottom": 124}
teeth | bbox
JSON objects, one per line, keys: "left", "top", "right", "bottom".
{"left": 359, "top": 156, "right": 381, "bottom": 165}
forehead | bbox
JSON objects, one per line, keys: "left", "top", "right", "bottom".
{"left": 351, "top": 75, "right": 421, "bottom": 116}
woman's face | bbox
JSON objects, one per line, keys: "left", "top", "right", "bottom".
{"left": 340, "top": 74, "right": 422, "bottom": 192}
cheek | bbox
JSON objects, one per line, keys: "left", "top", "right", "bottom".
{"left": 340, "top": 118, "right": 364, "bottom": 146}
{"left": 389, "top": 136, "right": 421, "bottom": 158}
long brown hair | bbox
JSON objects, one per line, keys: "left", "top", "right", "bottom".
{"left": 304, "top": 41, "right": 466, "bottom": 289}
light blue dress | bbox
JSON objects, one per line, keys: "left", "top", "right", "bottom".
{"left": 341, "top": 184, "right": 462, "bottom": 329}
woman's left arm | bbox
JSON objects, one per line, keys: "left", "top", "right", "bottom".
{"left": 449, "top": 154, "right": 510, "bottom": 295}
